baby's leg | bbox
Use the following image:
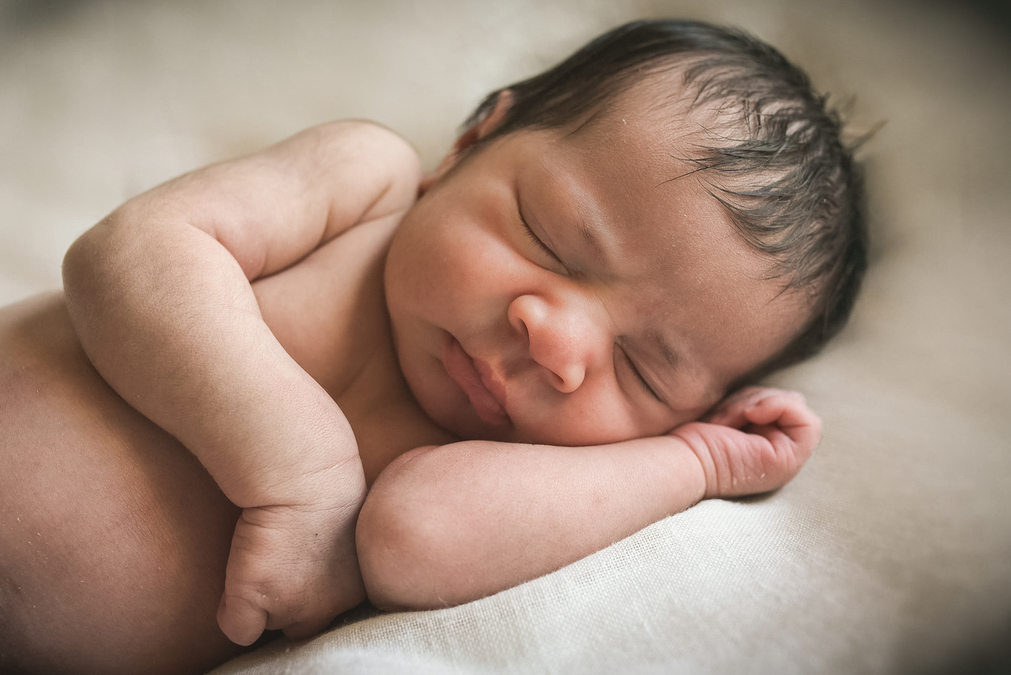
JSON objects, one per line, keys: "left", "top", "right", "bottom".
{"left": 0, "top": 295, "right": 245, "bottom": 675}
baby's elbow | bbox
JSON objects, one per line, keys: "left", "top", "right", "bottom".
{"left": 62, "top": 209, "right": 136, "bottom": 307}
{"left": 355, "top": 494, "right": 413, "bottom": 611}
{"left": 355, "top": 483, "right": 453, "bottom": 612}
{"left": 61, "top": 226, "right": 100, "bottom": 298}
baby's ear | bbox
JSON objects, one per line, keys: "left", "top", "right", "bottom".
{"left": 419, "top": 90, "right": 514, "bottom": 194}
{"left": 456, "top": 89, "right": 514, "bottom": 152}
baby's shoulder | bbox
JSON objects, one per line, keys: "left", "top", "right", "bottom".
{"left": 283, "top": 119, "right": 422, "bottom": 226}
{"left": 301, "top": 119, "right": 421, "bottom": 182}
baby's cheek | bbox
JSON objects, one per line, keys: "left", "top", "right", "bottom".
{"left": 542, "top": 400, "right": 655, "bottom": 447}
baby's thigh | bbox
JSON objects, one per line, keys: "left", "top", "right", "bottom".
{"left": 0, "top": 295, "right": 244, "bottom": 675}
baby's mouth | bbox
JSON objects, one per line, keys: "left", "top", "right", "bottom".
{"left": 442, "top": 335, "right": 510, "bottom": 426}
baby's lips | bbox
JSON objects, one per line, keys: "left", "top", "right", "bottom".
{"left": 442, "top": 335, "right": 510, "bottom": 426}
{"left": 472, "top": 355, "right": 511, "bottom": 418}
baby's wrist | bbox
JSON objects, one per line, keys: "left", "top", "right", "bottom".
{"left": 668, "top": 424, "right": 717, "bottom": 501}
{"left": 648, "top": 430, "right": 709, "bottom": 510}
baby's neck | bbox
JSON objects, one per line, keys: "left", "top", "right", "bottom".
{"left": 252, "top": 216, "right": 452, "bottom": 485}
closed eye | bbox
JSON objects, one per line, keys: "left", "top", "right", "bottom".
{"left": 617, "top": 344, "right": 664, "bottom": 403}
{"left": 519, "top": 209, "right": 563, "bottom": 266}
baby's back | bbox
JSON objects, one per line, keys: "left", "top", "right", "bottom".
{"left": 0, "top": 293, "right": 244, "bottom": 674}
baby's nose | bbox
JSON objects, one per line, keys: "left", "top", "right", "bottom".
{"left": 507, "top": 294, "right": 601, "bottom": 394}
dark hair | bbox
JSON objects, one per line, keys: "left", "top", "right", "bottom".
{"left": 466, "top": 19, "right": 868, "bottom": 380}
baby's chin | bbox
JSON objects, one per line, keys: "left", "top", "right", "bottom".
{"left": 452, "top": 417, "right": 642, "bottom": 448}
{"left": 424, "top": 405, "right": 558, "bottom": 446}
{"left": 402, "top": 382, "right": 511, "bottom": 443}
{"left": 431, "top": 411, "right": 516, "bottom": 444}
{"left": 403, "top": 367, "right": 656, "bottom": 447}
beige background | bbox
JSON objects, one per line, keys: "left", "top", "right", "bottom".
{"left": 1, "top": 1, "right": 1009, "bottom": 673}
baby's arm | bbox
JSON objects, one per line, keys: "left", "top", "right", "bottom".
{"left": 356, "top": 387, "right": 818, "bottom": 610}
{"left": 62, "top": 122, "right": 421, "bottom": 644}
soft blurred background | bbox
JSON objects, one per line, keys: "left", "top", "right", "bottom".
{"left": 2, "top": 1, "right": 1009, "bottom": 673}
{"left": 1, "top": 0, "right": 1006, "bottom": 306}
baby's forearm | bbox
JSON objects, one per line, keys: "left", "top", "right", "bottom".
{"left": 63, "top": 209, "right": 361, "bottom": 507}
{"left": 356, "top": 436, "right": 706, "bottom": 610}
{"left": 61, "top": 121, "right": 418, "bottom": 507}
{"left": 60, "top": 121, "right": 423, "bottom": 645}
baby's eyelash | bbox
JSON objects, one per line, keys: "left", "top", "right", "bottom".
{"left": 520, "top": 212, "right": 562, "bottom": 264}
{"left": 619, "top": 346, "right": 663, "bottom": 402}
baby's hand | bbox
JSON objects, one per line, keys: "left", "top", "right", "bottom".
{"left": 671, "top": 387, "right": 820, "bottom": 499}
{"left": 217, "top": 477, "right": 366, "bottom": 646}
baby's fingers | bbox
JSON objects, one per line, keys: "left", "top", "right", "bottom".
{"left": 218, "top": 589, "right": 269, "bottom": 646}
{"left": 215, "top": 503, "right": 367, "bottom": 647}
{"left": 743, "top": 393, "right": 821, "bottom": 454}
{"left": 706, "top": 386, "right": 790, "bottom": 428}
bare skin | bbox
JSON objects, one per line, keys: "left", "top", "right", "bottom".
{"left": 0, "top": 294, "right": 242, "bottom": 675}
{"left": 0, "top": 190, "right": 449, "bottom": 673}
{"left": 1, "top": 90, "right": 820, "bottom": 674}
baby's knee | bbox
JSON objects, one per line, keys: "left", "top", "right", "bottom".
{"left": 0, "top": 297, "right": 247, "bottom": 673}
{"left": 0, "top": 426, "right": 244, "bottom": 673}
{"left": 0, "top": 487, "right": 242, "bottom": 675}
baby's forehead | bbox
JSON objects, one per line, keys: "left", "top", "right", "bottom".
{"left": 520, "top": 109, "right": 803, "bottom": 345}
{"left": 563, "top": 66, "right": 739, "bottom": 153}
{"left": 549, "top": 95, "right": 740, "bottom": 237}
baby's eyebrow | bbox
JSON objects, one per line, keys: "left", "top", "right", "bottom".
{"left": 647, "top": 328, "right": 680, "bottom": 369}
{"left": 554, "top": 165, "right": 613, "bottom": 275}
{"left": 574, "top": 215, "right": 619, "bottom": 279}
{"left": 579, "top": 219, "right": 607, "bottom": 267}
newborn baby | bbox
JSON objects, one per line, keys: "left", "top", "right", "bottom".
{"left": 0, "top": 19, "right": 865, "bottom": 675}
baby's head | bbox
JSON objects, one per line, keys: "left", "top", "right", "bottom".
{"left": 466, "top": 19, "right": 867, "bottom": 377}
{"left": 385, "top": 19, "right": 867, "bottom": 446}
